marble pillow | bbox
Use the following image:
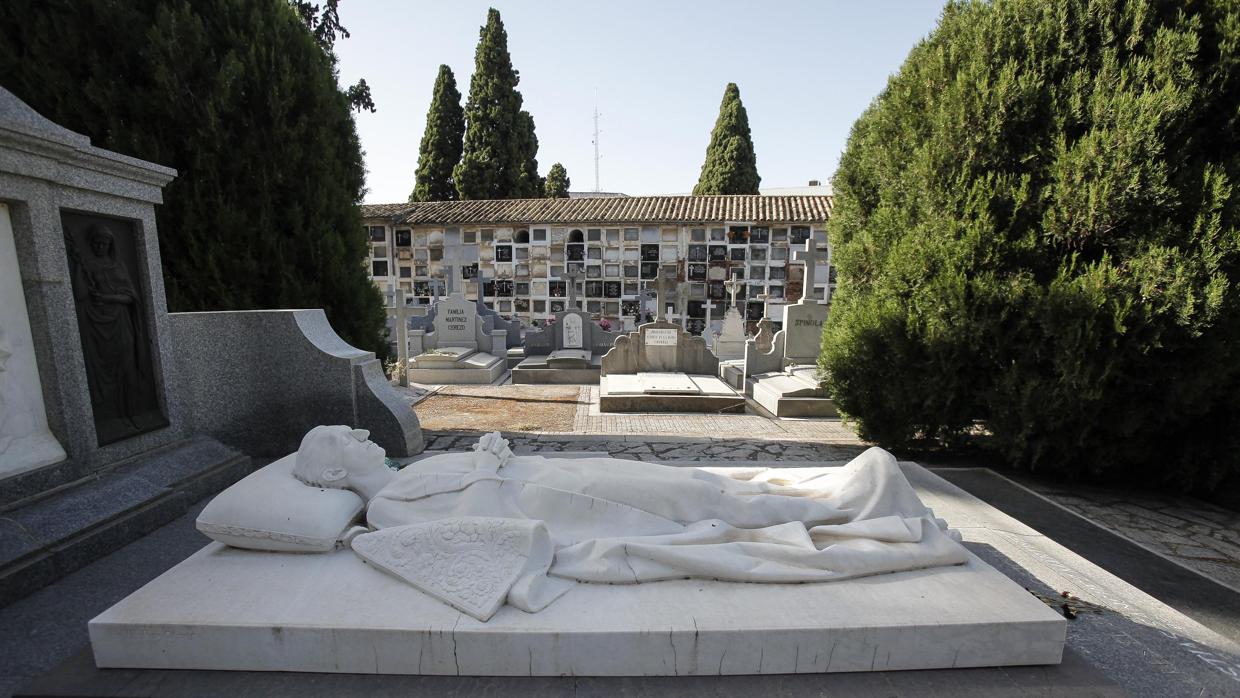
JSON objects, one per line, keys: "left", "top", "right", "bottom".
{"left": 196, "top": 454, "right": 365, "bottom": 553}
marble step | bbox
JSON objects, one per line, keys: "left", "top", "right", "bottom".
{"left": 0, "top": 436, "right": 251, "bottom": 607}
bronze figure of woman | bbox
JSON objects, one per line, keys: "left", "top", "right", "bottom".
{"left": 69, "top": 221, "right": 157, "bottom": 442}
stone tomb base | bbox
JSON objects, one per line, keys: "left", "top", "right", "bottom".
{"left": 719, "top": 359, "right": 745, "bottom": 392}
{"left": 88, "top": 464, "right": 1065, "bottom": 676}
{"left": 512, "top": 350, "right": 603, "bottom": 384}
{"left": 751, "top": 366, "right": 838, "bottom": 418}
{"left": 406, "top": 346, "right": 505, "bottom": 385}
{"left": 599, "top": 372, "right": 747, "bottom": 413}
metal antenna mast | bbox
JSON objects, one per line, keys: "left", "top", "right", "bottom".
{"left": 592, "top": 106, "right": 601, "bottom": 193}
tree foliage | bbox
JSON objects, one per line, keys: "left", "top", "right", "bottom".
{"left": 410, "top": 65, "right": 465, "bottom": 202}
{"left": 513, "top": 109, "right": 543, "bottom": 198}
{"left": 454, "top": 8, "right": 540, "bottom": 200}
{"left": 823, "top": 0, "right": 1240, "bottom": 490}
{"left": 693, "top": 83, "right": 761, "bottom": 195}
{"left": 544, "top": 163, "right": 570, "bottom": 198}
{"left": 291, "top": 0, "right": 373, "bottom": 112}
{"left": 0, "top": 0, "right": 387, "bottom": 357}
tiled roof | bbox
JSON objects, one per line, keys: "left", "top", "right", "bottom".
{"left": 360, "top": 195, "right": 831, "bottom": 226}
{"left": 362, "top": 202, "right": 418, "bottom": 218}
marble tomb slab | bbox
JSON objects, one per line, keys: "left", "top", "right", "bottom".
{"left": 546, "top": 349, "right": 591, "bottom": 368}
{"left": 599, "top": 374, "right": 747, "bottom": 413}
{"left": 459, "top": 352, "right": 499, "bottom": 369}
{"left": 88, "top": 465, "right": 1064, "bottom": 676}
{"left": 636, "top": 372, "right": 700, "bottom": 394}
{"left": 411, "top": 346, "right": 473, "bottom": 368}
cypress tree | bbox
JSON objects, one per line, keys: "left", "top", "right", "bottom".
{"left": 544, "top": 163, "right": 570, "bottom": 198}
{"left": 0, "top": 0, "right": 387, "bottom": 358}
{"left": 823, "top": 0, "right": 1240, "bottom": 491}
{"left": 454, "top": 8, "right": 537, "bottom": 200}
{"left": 693, "top": 83, "right": 761, "bottom": 195}
{"left": 513, "top": 109, "right": 543, "bottom": 198}
{"left": 410, "top": 65, "right": 465, "bottom": 202}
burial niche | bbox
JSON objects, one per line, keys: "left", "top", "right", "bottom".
{"left": 62, "top": 212, "right": 167, "bottom": 445}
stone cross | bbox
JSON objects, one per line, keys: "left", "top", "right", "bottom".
{"left": 384, "top": 287, "right": 415, "bottom": 387}
{"left": 703, "top": 298, "right": 719, "bottom": 347}
{"left": 473, "top": 268, "right": 491, "bottom": 311}
{"left": 654, "top": 275, "right": 678, "bottom": 322}
{"left": 637, "top": 283, "right": 655, "bottom": 323}
{"left": 756, "top": 292, "right": 773, "bottom": 320}
{"left": 443, "top": 257, "right": 463, "bottom": 295}
{"left": 429, "top": 275, "right": 445, "bottom": 303}
{"left": 564, "top": 268, "right": 584, "bottom": 310}
{"left": 793, "top": 240, "right": 830, "bottom": 300}
{"left": 723, "top": 271, "right": 744, "bottom": 311}
{"left": 675, "top": 284, "right": 690, "bottom": 330}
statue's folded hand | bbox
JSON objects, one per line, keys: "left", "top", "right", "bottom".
{"left": 472, "top": 431, "right": 513, "bottom": 472}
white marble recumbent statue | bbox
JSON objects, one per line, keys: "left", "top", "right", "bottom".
{"left": 241, "top": 425, "right": 970, "bottom": 621}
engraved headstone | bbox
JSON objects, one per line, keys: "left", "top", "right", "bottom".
{"left": 431, "top": 294, "right": 478, "bottom": 347}
{"left": 645, "top": 328, "right": 679, "bottom": 346}
{"left": 561, "top": 313, "right": 583, "bottom": 349}
{"left": 781, "top": 301, "right": 828, "bottom": 364}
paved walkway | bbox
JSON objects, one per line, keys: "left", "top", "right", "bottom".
{"left": 1013, "top": 477, "right": 1240, "bottom": 592}
{"left": 407, "top": 383, "right": 866, "bottom": 443}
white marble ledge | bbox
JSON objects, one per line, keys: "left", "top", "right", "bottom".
{"left": 90, "top": 464, "right": 1066, "bottom": 677}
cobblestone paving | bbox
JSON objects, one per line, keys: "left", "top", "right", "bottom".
{"left": 418, "top": 432, "right": 869, "bottom": 464}
{"left": 1013, "top": 478, "right": 1240, "bottom": 592}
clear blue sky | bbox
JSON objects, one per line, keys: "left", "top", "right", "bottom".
{"left": 334, "top": 1, "right": 947, "bottom": 203}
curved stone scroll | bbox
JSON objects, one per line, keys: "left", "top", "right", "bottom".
{"left": 743, "top": 327, "right": 787, "bottom": 381}
{"left": 171, "top": 309, "right": 423, "bottom": 457}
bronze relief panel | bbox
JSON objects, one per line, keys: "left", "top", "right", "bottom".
{"left": 62, "top": 212, "right": 167, "bottom": 445}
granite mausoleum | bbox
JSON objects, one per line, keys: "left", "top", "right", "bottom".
{"left": 0, "top": 88, "right": 422, "bottom": 606}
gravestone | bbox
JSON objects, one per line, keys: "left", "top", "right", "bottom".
{"left": 473, "top": 269, "right": 524, "bottom": 366}
{"left": 434, "top": 294, "right": 478, "bottom": 346}
{"left": 513, "top": 305, "right": 623, "bottom": 384}
{"left": 407, "top": 292, "right": 507, "bottom": 384}
{"left": 714, "top": 272, "right": 749, "bottom": 361}
{"left": 384, "top": 288, "right": 416, "bottom": 387}
{"left": 740, "top": 241, "right": 834, "bottom": 416}
{"left": 599, "top": 279, "right": 741, "bottom": 412}
{"left": 561, "top": 314, "right": 583, "bottom": 348}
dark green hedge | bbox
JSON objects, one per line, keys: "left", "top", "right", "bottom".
{"left": 823, "top": 0, "right": 1240, "bottom": 489}
{"left": 0, "top": 0, "right": 387, "bottom": 357}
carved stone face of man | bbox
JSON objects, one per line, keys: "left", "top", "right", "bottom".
{"left": 292, "top": 425, "right": 392, "bottom": 501}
